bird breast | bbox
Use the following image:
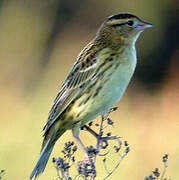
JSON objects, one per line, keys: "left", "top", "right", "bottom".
{"left": 97, "top": 49, "right": 137, "bottom": 115}
{"left": 70, "top": 46, "right": 137, "bottom": 124}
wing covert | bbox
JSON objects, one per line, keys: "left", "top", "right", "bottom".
{"left": 43, "top": 53, "right": 98, "bottom": 135}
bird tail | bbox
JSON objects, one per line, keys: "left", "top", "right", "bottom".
{"left": 30, "top": 139, "right": 55, "bottom": 180}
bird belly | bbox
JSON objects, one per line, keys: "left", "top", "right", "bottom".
{"left": 69, "top": 59, "right": 136, "bottom": 127}
{"left": 92, "top": 62, "right": 136, "bottom": 116}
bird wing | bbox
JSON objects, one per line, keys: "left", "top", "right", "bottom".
{"left": 43, "top": 44, "right": 99, "bottom": 136}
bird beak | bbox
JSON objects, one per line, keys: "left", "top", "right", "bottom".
{"left": 137, "top": 21, "right": 153, "bottom": 30}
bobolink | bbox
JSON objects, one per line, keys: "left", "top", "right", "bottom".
{"left": 30, "top": 13, "right": 152, "bottom": 179}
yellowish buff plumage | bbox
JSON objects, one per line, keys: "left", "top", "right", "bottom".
{"left": 30, "top": 13, "right": 152, "bottom": 179}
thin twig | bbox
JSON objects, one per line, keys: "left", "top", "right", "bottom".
{"left": 55, "top": 165, "right": 62, "bottom": 180}
{"left": 103, "top": 152, "right": 128, "bottom": 180}
{"left": 73, "top": 174, "right": 82, "bottom": 180}
{"left": 160, "top": 161, "right": 168, "bottom": 180}
{"left": 103, "top": 159, "right": 110, "bottom": 174}
{"left": 95, "top": 115, "right": 105, "bottom": 161}
{"left": 83, "top": 125, "right": 99, "bottom": 138}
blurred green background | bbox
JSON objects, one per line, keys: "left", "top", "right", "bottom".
{"left": 0, "top": 0, "right": 178, "bottom": 179}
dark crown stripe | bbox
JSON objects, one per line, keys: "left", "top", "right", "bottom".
{"left": 107, "top": 13, "right": 138, "bottom": 21}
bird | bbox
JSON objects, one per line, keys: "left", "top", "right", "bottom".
{"left": 30, "top": 13, "right": 152, "bottom": 179}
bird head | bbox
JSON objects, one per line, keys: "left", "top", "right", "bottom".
{"left": 97, "top": 13, "right": 152, "bottom": 45}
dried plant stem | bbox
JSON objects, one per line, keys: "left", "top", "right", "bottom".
{"left": 53, "top": 107, "right": 129, "bottom": 180}
{"left": 103, "top": 152, "right": 128, "bottom": 180}
{"left": 160, "top": 161, "right": 168, "bottom": 180}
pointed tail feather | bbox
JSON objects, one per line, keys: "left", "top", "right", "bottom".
{"left": 30, "top": 139, "right": 55, "bottom": 180}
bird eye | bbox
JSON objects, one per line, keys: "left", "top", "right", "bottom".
{"left": 127, "top": 20, "right": 134, "bottom": 26}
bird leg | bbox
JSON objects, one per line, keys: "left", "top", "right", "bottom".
{"left": 73, "top": 134, "right": 95, "bottom": 170}
{"left": 83, "top": 125, "right": 99, "bottom": 138}
{"left": 83, "top": 125, "right": 120, "bottom": 147}
{"left": 73, "top": 134, "right": 89, "bottom": 159}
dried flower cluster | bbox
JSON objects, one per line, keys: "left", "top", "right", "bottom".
{"left": 53, "top": 107, "right": 129, "bottom": 179}
{"left": 144, "top": 154, "right": 169, "bottom": 180}
{"left": 52, "top": 108, "right": 170, "bottom": 180}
